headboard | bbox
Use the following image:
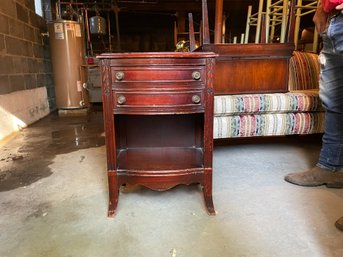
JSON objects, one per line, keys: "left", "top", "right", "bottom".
{"left": 195, "top": 0, "right": 296, "bottom": 95}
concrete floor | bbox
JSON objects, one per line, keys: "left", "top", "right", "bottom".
{"left": 0, "top": 109, "right": 342, "bottom": 257}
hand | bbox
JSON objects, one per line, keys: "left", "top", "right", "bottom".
{"left": 313, "top": 6, "right": 329, "bottom": 34}
{"left": 336, "top": 3, "right": 343, "bottom": 10}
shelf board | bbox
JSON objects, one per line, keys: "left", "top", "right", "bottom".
{"left": 117, "top": 147, "right": 204, "bottom": 171}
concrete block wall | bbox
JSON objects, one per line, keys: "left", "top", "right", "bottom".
{"left": 0, "top": 0, "right": 55, "bottom": 140}
{"left": 0, "top": 87, "right": 50, "bottom": 140}
{"left": 0, "top": 0, "right": 55, "bottom": 109}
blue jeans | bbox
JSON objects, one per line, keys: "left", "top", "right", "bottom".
{"left": 318, "top": 12, "right": 343, "bottom": 171}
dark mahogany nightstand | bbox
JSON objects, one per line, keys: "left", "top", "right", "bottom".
{"left": 98, "top": 52, "right": 216, "bottom": 217}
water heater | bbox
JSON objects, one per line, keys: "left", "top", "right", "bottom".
{"left": 48, "top": 19, "right": 87, "bottom": 109}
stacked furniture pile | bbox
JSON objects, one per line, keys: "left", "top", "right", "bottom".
{"left": 195, "top": 0, "right": 324, "bottom": 139}
{"left": 213, "top": 51, "right": 324, "bottom": 139}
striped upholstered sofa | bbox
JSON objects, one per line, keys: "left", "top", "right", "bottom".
{"left": 213, "top": 51, "right": 325, "bottom": 139}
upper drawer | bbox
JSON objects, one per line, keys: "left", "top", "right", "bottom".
{"left": 111, "top": 67, "right": 205, "bottom": 88}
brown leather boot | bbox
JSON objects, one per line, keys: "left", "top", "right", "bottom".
{"left": 335, "top": 216, "right": 343, "bottom": 231}
{"left": 284, "top": 166, "right": 343, "bottom": 188}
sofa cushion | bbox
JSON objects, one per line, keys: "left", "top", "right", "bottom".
{"left": 214, "top": 112, "right": 325, "bottom": 139}
{"left": 289, "top": 51, "right": 320, "bottom": 91}
{"left": 214, "top": 91, "right": 323, "bottom": 115}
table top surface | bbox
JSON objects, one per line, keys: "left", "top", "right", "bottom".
{"left": 97, "top": 52, "right": 217, "bottom": 59}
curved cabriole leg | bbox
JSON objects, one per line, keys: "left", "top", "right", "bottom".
{"left": 203, "top": 189, "right": 215, "bottom": 215}
{"left": 108, "top": 171, "right": 119, "bottom": 218}
{"left": 203, "top": 168, "right": 215, "bottom": 215}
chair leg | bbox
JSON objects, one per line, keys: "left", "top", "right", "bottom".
{"left": 255, "top": 0, "right": 265, "bottom": 43}
{"left": 244, "top": 5, "right": 253, "bottom": 43}
{"left": 188, "top": 13, "right": 196, "bottom": 52}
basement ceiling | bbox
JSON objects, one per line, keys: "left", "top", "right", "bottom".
{"left": 58, "top": 0, "right": 260, "bottom": 33}
{"left": 58, "top": 0, "right": 259, "bottom": 14}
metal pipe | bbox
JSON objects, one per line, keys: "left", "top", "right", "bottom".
{"left": 85, "top": 8, "right": 93, "bottom": 56}
{"left": 114, "top": 9, "right": 121, "bottom": 51}
{"left": 57, "top": 0, "right": 61, "bottom": 19}
{"left": 107, "top": 11, "right": 112, "bottom": 52}
{"left": 60, "top": 1, "right": 112, "bottom": 9}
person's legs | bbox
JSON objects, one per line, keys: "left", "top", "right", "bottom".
{"left": 318, "top": 15, "right": 343, "bottom": 170}
{"left": 285, "top": 14, "right": 343, "bottom": 187}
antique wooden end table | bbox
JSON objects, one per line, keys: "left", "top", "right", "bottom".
{"left": 98, "top": 52, "right": 216, "bottom": 217}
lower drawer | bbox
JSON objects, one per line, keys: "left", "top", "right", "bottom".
{"left": 113, "top": 91, "right": 204, "bottom": 113}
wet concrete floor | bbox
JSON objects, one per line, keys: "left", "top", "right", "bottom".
{"left": 0, "top": 109, "right": 105, "bottom": 191}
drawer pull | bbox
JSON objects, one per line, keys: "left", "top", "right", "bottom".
{"left": 192, "top": 95, "right": 201, "bottom": 104}
{"left": 115, "top": 72, "right": 125, "bottom": 81}
{"left": 192, "top": 71, "right": 201, "bottom": 80}
{"left": 117, "top": 95, "right": 126, "bottom": 105}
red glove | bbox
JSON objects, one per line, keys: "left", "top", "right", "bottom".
{"left": 322, "top": 0, "right": 343, "bottom": 12}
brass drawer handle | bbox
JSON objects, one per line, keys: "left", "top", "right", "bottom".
{"left": 115, "top": 71, "right": 125, "bottom": 81}
{"left": 117, "top": 95, "right": 126, "bottom": 105}
{"left": 192, "top": 95, "right": 201, "bottom": 104}
{"left": 192, "top": 71, "right": 201, "bottom": 80}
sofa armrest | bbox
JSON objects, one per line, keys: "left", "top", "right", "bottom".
{"left": 289, "top": 51, "right": 320, "bottom": 91}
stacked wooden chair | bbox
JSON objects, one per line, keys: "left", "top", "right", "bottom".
{"left": 244, "top": 0, "right": 319, "bottom": 51}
